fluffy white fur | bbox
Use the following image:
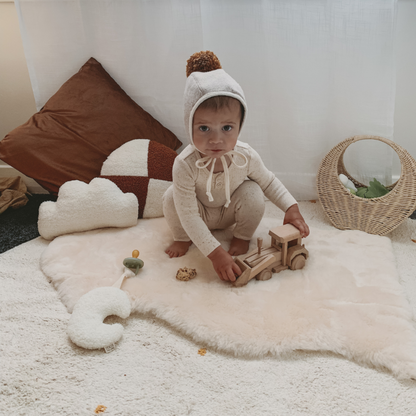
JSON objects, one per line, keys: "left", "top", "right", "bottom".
{"left": 40, "top": 208, "right": 416, "bottom": 380}
{"left": 38, "top": 178, "right": 138, "bottom": 240}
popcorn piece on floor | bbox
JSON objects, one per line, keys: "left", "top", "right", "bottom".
{"left": 198, "top": 348, "right": 207, "bottom": 356}
{"left": 95, "top": 405, "right": 107, "bottom": 414}
{"left": 176, "top": 267, "right": 197, "bottom": 281}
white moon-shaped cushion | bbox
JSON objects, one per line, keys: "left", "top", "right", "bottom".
{"left": 67, "top": 287, "right": 131, "bottom": 350}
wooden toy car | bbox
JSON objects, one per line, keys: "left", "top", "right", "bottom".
{"left": 233, "top": 224, "right": 309, "bottom": 287}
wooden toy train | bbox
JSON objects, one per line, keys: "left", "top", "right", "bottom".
{"left": 233, "top": 224, "right": 309, "bottom": 287}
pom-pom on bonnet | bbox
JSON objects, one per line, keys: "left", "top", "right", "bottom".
{"left": 186, "top": 50, "right": 222, "bottom": 77}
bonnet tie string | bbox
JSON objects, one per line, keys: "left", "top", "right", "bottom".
{"left": 195, "top": 150, "right": 248, "bottom": 208}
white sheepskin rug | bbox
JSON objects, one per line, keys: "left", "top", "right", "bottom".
{"left": 40, "top": 216, "right": 416, "bottom": 379}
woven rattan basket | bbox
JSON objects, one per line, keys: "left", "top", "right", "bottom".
{"left": 317, "top": 135, "right": 416, "bottom": 235}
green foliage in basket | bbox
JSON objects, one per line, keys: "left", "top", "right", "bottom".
{"left": 356, "top": 178, "right": 390, "bottom": 198}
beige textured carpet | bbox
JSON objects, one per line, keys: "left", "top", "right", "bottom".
{"left": 2, "top": 201, "right": 416, "bottom": 415}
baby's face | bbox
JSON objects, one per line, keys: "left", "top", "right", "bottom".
{"left": 192, "top": 100, "right": 241, "bottom": 159}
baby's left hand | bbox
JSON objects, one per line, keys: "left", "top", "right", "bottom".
{"left": 283, "top": 204, "right": 310, "bottom": 238}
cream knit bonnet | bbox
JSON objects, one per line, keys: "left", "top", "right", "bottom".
{"left": 184, "top": 51, "right": 248, "bottom": 207}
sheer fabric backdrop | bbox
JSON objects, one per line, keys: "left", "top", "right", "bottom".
{"left": 15, "top": 0, "right": 397, "bottom": 200}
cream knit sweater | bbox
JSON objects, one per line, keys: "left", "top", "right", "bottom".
{"left": 171, "top": 141, "right": 297, "bottom": 256}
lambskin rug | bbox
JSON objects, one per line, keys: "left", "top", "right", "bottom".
{"left": 40, "top": 215, "right": 416, "bottom": 380}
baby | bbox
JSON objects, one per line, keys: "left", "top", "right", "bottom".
{"left": 163, "top": 51, "right": 309, "bottom": 282}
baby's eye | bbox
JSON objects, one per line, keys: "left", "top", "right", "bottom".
{"left": 199, "top": 126, "right": 209, "bottom": 132}
{"left": 222, "top": 125, "right": 233, "bottom": 132}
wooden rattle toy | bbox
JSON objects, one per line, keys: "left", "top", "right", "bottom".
{"left": 233, "top": 224, "right": 309, "bottom": 287}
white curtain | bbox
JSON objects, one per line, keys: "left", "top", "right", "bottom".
{"left": 15, "top": 0, "right": 397, "bottom": 200}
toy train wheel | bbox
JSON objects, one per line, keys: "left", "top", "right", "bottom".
{"left": 290, "top": 254, "right": 306, "bottom": 270}
{"left": 256, "top": 269, "right": 273, "bottom": 281}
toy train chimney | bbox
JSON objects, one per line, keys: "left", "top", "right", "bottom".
{"left": 257, "top": 237, "right": 263, "bottom": 255}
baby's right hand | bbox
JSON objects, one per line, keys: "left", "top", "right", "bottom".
{"left": 207, "top": 246, "right": 241, "bottom": 282}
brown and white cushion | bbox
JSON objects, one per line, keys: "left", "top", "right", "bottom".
{"left": 100, "top": 139, "right": 177, "bottom": 218}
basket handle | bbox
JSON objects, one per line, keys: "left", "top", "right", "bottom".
{"left": 335, "top": 135, "right": 416, "bottom": 189}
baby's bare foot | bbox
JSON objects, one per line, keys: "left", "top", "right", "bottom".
{"left": 228, "top": 237, "right": 250, "bottom": 256}
{"left": 165, "top": 241, "right": 192, "bottom": 258}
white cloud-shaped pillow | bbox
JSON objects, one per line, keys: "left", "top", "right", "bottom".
{"left": 38, "top": 178, "right": 138, "bottom": 240}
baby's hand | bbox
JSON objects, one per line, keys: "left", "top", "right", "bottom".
{"left": 283, "top": 204, "right": 310, "bottom": 238}
{"left": 207, "top": 246, "right": 242, "bottom": 282}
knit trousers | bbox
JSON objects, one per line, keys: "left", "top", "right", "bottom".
{"left": 163, "top": 180, "right": 265, "bottom": 243}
